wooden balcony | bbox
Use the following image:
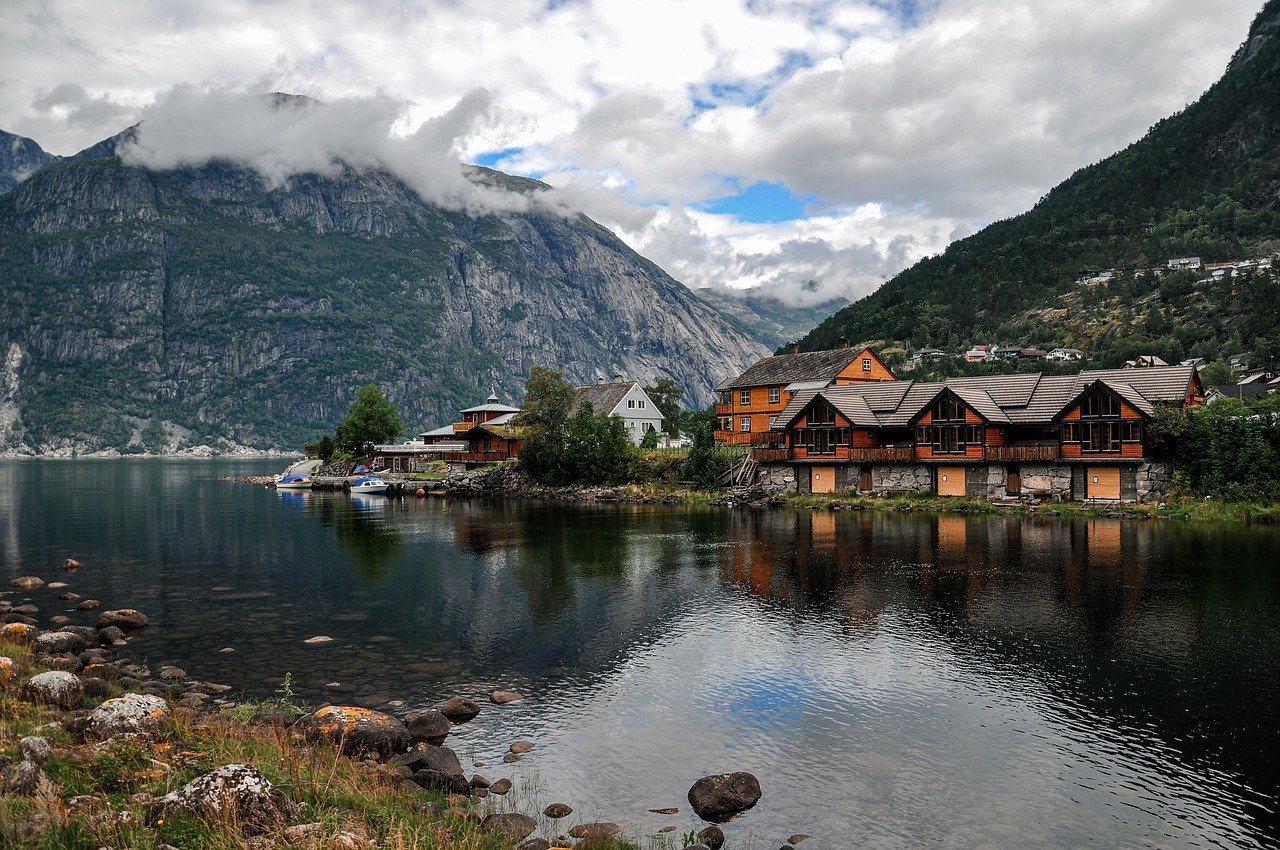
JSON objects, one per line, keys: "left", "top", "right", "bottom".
{"left": 438, "top": 451, "right": 509, "bottom": 463}
{"left": 750, "top": 448, "right": 790, "bottom": 462}
{"left": 984, "top": 445, "right": 1060, "bottom": 462}
{"left": 714, "top": 403, "right": 734, "bottom": 416}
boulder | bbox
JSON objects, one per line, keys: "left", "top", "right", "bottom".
{"left": 19, "top": 736, "right": 53, "bottom": 764}
{"left": 569, "top": 822, "right": 621, "bottom": 840}
{"left": 411, "top": 769, "right": 470, "bottom": 794}
{"left": 509, "top": 740, "right": 536, "bottom": 754}
{"left": 98, "top": 625, "right": 126, "bottom": 645}
{"left": 79, "top": 677, "right": 111, "bottom": 699}
{"left": 489, "top": 778, "right": 512, "bottom": 795}
{"left": 482, "top": 812, "right": 537, "bottom": 841}
{"left": 688, "top": 771, "right": 762, "bottom": 822}
{"left": 297, "top": 706, "right": 410, "bottom": 756}
{"left": 0, "top": 622, "right": 37, "bottom": 643}
{"left": 514, "top": 840, "right": 552, "bottom": 850}
{"left": 147, "top": 764, "right": 298, "bottom": 835}
{"left": 698, "top": 824, "right": 726, "bottom": 848}
{"left": 75, "top": 599, "right": 101, "bottom": 610}
{"left": 438, "top": 696, "right": 480, "bottom": 723}
{"left": 86, "top": 692, "right": 171, "bottom": 740}
{"left": 405, "top": 708, "right": 451, "bottom": 745}
{"left": 0, "top": 655, "right": 17, "bottom": 685}
{"left": 22, "top": 670, "right": 85, "bottom": 709}
{"left": 490, "top": 689, "right": 523, "bottom": 704}
{"left": 159, "top": 665, "right": 186, "bottom": 680}
{"left": 543, "top": 802, "right": 572, "bottom": 818}
{"left": 60, "top": 559, "right": 84, "bottom": 571}
{"left": 97, "top": 609, "right": 149, "bottom": 629}
{"left": 391, "top": 746, "right": 464, "bottom": 778}
{"left": 9, "top": 576, "right": 43, "bottom": 589}
{"left": 34, "top": 631, "right": 89, "bottom": 655}
{"left": 0, "top": 760, "right": 49, "bottom": 796}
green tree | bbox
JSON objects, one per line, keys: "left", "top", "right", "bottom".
{"left": 515, "top": 367, "right": 577, "bottom": 483}
{"left": 334, "top": 384, "right": 403, "bottom": 457}
{"left": 141, "top": 418, "right": 166, "bottom": 454}
{"left": 682, "top": 416, "right": 723, "bottom": 489}
{"left": 643, "top": 379, "right": 685, "bottom": 436}
{"left": 639, "top": 427, "right": 660, "bottom": 449}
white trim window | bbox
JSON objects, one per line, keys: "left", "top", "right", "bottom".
{"left": 862, "top": 358, "right": 872, "bottom": 372}
{"left": 769, "top": 387, "right": 780, "bottom": 404}
{"left": 740, "top": 417, "right": 752, "bottom": 433}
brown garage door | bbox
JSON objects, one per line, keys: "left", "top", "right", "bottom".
{"left": 1087, "top": 467, "right": 1121, "bottom": 500}
{"left": 811, "top": 466, "right": 836, "bottom": 494}
{"left": 937, "top": 466, "right": 966, "bottom": 497}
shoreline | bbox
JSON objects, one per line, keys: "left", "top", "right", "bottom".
{"left": 1, "top": 563, "right": 745, "bottom": 850}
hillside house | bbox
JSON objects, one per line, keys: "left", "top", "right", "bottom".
{"left": 573, "top": 380, "right": 664, "bottom": 444}
{"left": 714, "top": 340, "right": 896, "bottom": 446}
{"left": 965, "top": 344, "right": 993, "bottom": 363}
{"left": 1168, "top": 257, "right": 1202, "bottom": 271}
{"left": 754, "top": 365, "right": 1202, "bottom": 502}
{"left": 1124, "top": 355, "right": 1169, "bottom": 369}
{"left": 1047, "top": 348, "right": 1085, "bottom": 362}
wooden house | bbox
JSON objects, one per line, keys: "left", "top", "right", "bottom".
{"left": 764, "top": 365, "right": 1203, "bottom": 501}
{"left": 375, "top": 392, "right": 523, "bottom": 471}
{"left": 714, "top": 340, "right": 896, "bottom": 446}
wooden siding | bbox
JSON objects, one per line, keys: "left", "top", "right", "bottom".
{"left": 833, "top": 347, "right": 897, "bottom": 384}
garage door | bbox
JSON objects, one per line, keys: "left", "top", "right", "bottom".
{"left": 937, "top": 466, "right": 966, "bottom": 497}
{"left": 811, "top": 466, "right": 836, "bottom": 494}
{"left": 1087, "top": 467, "right": 1121, "bottom": 500}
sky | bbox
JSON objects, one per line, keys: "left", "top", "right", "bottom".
{"left": 0, "top": 0, "right": 1265, "bottom": 306}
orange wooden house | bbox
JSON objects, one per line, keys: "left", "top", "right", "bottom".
{"left": 762, "top": 366, "right": 1203, "bottom": 501}
{"left": 714, "top": 340, "right": 896, "bottom": 446}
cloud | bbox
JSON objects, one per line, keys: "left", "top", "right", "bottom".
{"left": 119, "top": 85, "right": 533, "bottom": 213}
{"left": 31, "top": 83, "right": 133, "bottom": 128}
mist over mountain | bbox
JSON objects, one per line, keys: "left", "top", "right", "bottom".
{"left": 0, "top": 97, "right": 771, "bottom": 454}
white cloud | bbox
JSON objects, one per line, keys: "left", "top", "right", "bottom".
{"left": 0, "top": 0, "right": 1266, "bottom": 305}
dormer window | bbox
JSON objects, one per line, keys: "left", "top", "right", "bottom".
{"left": 863, "top": 358, "right": 872, "bottom": 372}
{"left": 1063, "top": 388, "right": 1140, "bottom": 452}
{"left": 916, "top": 395, "right": 982, "bottom": 453}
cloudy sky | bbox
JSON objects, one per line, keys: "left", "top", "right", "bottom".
{"left": 0, "top": 0, "right": 1264, "bottom": 305}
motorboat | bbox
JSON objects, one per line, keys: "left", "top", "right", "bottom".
{"left": 275, "top": 473, "right": 312, "bottom": 489}
{"left": 350, "top": 475, "right": 389, "bottom": 495}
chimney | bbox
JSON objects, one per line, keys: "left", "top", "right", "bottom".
{"left": 613, "top": 373, "right": 624, "bottom": 382}
{"left": 838, "top": 337, "right": 849, "bottom": 350}
{"left": 788, "top": 343, "right": 799, "bottom": 355}
{"left": 597, "top": 377, "right": 605, "bottom": 384}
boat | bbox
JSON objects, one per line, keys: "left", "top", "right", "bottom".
{"left": 275, "top": 473, "right": 312, "bottom": 490}
{"left": 350, "top": 475, "right": 389, "bottom": 495}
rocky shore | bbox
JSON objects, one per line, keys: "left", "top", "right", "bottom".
{"left": 1, "top": 560, "right": 779, "bottom": 850}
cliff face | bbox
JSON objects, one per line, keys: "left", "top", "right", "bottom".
{"left": 0, "top": 153, "right": 769, "bottom": 453}
{"left": 0, "top": 131, "right": 58, "bottom": 194}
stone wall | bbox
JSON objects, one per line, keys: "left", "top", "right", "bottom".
{"left": 1019, "top": 464, "right": 1073, "bottom": 500}
{"left": 871, "top": 464, "right": 932, "bottom": 494}
{"left": 1136, "top": 461, "right": 1174, "bottom": 502}
{"left": 973, "top": 464, "right": 1007, "bottom": 499}
{"left": 756, "top": 463, "right": 797, "bottom": 494}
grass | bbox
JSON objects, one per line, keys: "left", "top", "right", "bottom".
{"left": 775, "top": 491, "right": 1280, "bottom": 524}
{"left": 0, "top": 639, "right": 638, "bottom": 850}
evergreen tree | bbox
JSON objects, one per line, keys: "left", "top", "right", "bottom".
{"left": 335, "top": 385, "right": 403, "bottom": 456}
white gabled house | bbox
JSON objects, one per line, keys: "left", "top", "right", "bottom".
{"left": 573, "top": 379, "right": 665, "bottom": 444}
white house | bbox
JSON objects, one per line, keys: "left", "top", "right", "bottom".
{"left": 573, "top": 379, "right": 664, "bottom": 444}
{"left": 1047, "top": 348, "right": 1085, "bottom": 362}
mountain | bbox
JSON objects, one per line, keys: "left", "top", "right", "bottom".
{"left": 0, "top": 131, "right": 58, "bottom": 193}
{"left": 693, "top": 287, "right": 847, "bottom": 350}
{"left": 799, "top": 0, "right": 1280, "bottom": 368}
{"left": 0, "top": 119, "right": 771, "bottom": 454}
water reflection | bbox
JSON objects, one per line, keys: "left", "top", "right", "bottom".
{"left": 2, "top": 460, "right": 1278, "bottom": 849}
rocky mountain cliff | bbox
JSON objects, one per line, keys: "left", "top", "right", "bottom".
{"left": 0, "top": 129, "right": 770, "bottom": 454}
{"left": 799, "top": 0, "right": 1280, "bottom": 367}
{"left": 1, "top": 131, "right": 58, "bottom": 193}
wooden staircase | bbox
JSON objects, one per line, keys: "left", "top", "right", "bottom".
{"left": 721, "top": 456, "right": 759, "bottom": 487}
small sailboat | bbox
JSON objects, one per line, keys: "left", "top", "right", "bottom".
{"left": 350, "top": 475, "right": 389, "bottom": 495}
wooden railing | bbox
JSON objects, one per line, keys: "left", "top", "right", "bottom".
{"left": 750, "top": 448, "right": 790, "bottom": 462}
{"left": 984, "top": 445, "right": 1060, "bottom": 461}
{"left": 437, "top": 451, "right": 509, "bottom": 463}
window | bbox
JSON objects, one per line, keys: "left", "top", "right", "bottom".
{"left": 769, "top": 387, "right": 780, "bottom": 404}
{"left": 721, "top": 391, "right": 731, "bottom": 406}
{"left": 931, "top": 396, "right": 966, "bottom": 422}
{"left": 1064, "top": 389, "right": 1139, "bottom": 453}
{"left": 627, "top": 399, "right": 635, "bottom": 409}
{"left": 740, "top": 417, "right": 752, "bottom": 433}
{"left": 639, "top": 399, "right": 645, "bottom": 408}
{"left": 863, "top": 358, "right": 872, "bottom": 372}
{"left": 808, "top": 399, "right": 837, "bottom": 425}
{"left": 741, "top": 388, "right": 751, "bottom": 405}
{"left": 917, "top": 423, "right": 983, "bottom": 454}
{"left": 722, "top": 418, "right": 732, "bottom": 432}
{"left": 1082, "top": 392, "right": 1119, "bottom": 418}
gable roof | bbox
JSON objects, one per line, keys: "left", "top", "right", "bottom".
{"left": 460, "top": 392, "right": 522, "bottom": 415}
{"left": 768, "top": 365, "right": 1197, "bottom": 432}
{"left": 573, "top": 381, "right": 642, "bottom": 417}
{"left": 715, "top": 347, "right": 888, "bottom": 391}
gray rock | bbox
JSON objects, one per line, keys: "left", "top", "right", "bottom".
{"left": 391, "top": 744, "right": 465, "bottom": 778}
{"left": 490, "top": 689, "right": 523, "bottom": 704}
{"left": 158, "top": 665, "right": 186, "bottom": 680}
{"left": 97, "top": 608, "right": 149, "bottom": 629}
{"left": 85, "top": 692, "right": 171, "bottom": 740}
{"left": 19, "top": 736, "right": 53, "bottom": 764}
{"left": 1, "top": 760, "right": 48, "bottom": 795}
{"left": 482, "top": 812, "right": 537, "bottom": 840}
{"left": 22, "top": 670, "right": 85, "bottom": 709}
{"left": 543, "top": 802, "right": 572, "bottom": 818}
{"left": 9, "top": 576, "right": 43, "bottom": 589}
{"left": 75, "top": 599, "right": 100, "bottom": 610}
{"left": 97, "top": 625, "right": 125, "bottom": 645}
{"left": 404, "top": 708, "right": 451, "bottom": 745}
{"left": 34, "top": 630, "right": 88, "bottom": 655}
{"left": 147, "top": 764, "right": 298, "bottom": 835}
{"left": 688, "top": 771, "right": 762, "bottom": 822}
{"left": 698, "top": 825, "right": 725, "bottom": 848}
{"left": 296, "top": 706, "right": 410, "bottom": 756}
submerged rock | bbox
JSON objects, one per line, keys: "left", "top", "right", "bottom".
{"left": 75, "top": 599, "right": 100, "bottom": 610}
{"left": 147, "top": 764, "right": 298, "bottom": 835}
{"left": 60, "top": 559, "right": 84, "bottom": 571}
{"left": 490, "top": 689, "right": 523, "bottom": 704}
{"left": 688, "top": 771, "right": 762, "bottom": 822}
{"left": 438, "top": 696, "right": 480, "bottom": 723}
{"left": 9, "top": 576, "right": 43, "bottom": 589}
{"left": 569, "top": 822, "right": 621, "bottom": 840}
{"left": 97, "top": 609, "right": 149, "bottom": 629}
{"left": 543, "top": 802, "right": 572, "bottom": 818}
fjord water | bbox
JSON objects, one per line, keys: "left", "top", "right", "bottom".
{"left": 3, "top": 460, "right": 1278, "bottom": 848}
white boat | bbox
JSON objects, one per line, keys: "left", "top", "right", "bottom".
{"left": 350, "top": 475, "right": 389, "bottom": 495}
{"left": 275, "top": 473, "right": 312, "bottom": 489}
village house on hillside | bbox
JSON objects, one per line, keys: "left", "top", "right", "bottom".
{"left": 732, "top": 362, "right": 1203, "bottom": 502}
{"left": 572, "top": 379, "right": 664, "bottom": 444}
{"left": 714, "top": 340, "right": 896, "bottom": 446}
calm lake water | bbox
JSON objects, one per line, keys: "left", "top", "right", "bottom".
{"left": 2, "top": 458, "right": 1279, "bottom": 849}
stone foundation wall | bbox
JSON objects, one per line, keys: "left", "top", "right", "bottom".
{"left": 871, "top": 464, "right": 931, "bottom": 494}
{"left": 1019, "top": 464, "right": 1074, "bottom": 500}
{"left": 756, "top": 463, "right": 797, "bottom": 494}
{"left": 975, "top": 464, "right": 1007, "bottom": 499}
{"left": 1136, "top": 461, "right": 1174, "bottom": 502}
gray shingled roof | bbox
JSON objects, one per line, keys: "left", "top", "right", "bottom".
{"left": 715, "top": 349, "right": 864, "bottom": 392}
{"left": 573, "top": 381, "right": 635, "bottom": 416}
{"left": 768, "top": 365, "right": 1195, "bottom": 432}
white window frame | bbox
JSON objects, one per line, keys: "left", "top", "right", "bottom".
{"left": 740, "top": 388, "right": 751, "bottom": 405}
{"left": 740, "top": 417, "right": 751, "bottom": 433}
{"left": 863, "top": 358, "right": 872, "bottom": 372}
{"left": 769, "top": 387, "right": 780, "bottom": 404}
